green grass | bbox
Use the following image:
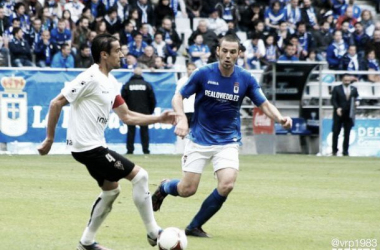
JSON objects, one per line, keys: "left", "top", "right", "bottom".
{"left": 0, "top": 155, "right": 379, "bottom": 250}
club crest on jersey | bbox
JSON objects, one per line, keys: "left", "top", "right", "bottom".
{"left": 114, "top": 161, "right": 124, "bottom": 170}
{"left": 233, "top": 82, "right": 239, "bottom": 94}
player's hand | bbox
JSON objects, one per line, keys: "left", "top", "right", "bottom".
{"left": 174, "top": 116, "right": 189, "bottom": 139}
{"left": 337, "top": 108, "right": 342, "bottom": 117}
{"left": 37, "top": 138, "right": 53, "bottom": 156}
{"left": 280, "top": 117, "right": 292, "bottom": 130}
{"left": 159, "top": 110, "right": 176, "bottom": 124}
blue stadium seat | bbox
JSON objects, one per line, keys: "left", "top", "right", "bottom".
{"left": 291, "top": 118, "right": 311, "bottom": 136}
{"left": 275, "top": 123, "right": 290, "bottom": 135}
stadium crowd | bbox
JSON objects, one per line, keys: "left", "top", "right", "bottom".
{"left": 0, "top": 0, "right": 379, "bottom": 78}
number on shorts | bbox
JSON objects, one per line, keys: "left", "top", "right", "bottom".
{"left": 105, "top": 153, "right": 116, "bottom": 162}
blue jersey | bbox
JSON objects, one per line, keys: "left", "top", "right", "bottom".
{"left": 180, "top": 62, "right": 267, "bottom": 146}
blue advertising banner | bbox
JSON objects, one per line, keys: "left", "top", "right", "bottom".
{"left": 0, "top": 68, "right": 177, "bottom": 148}
{"left": 321, "top": 118, "right": 380, "bottom": 157}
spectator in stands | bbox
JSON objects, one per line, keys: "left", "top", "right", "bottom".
{"left": 331, "top": 0, "right": 346, "bottom": 18}
{"left": 64, "top": 0, "right": 84, "bottom": 23}
{"left": 331, "top": 74, "right": 359, "bottom": 156}
{"left": 278, "top": 43, "right": 299, "bottom": 61}
{"left": 128, "top": 8, "right": 141, "bottom": 28}
{"left": 207, "top": 9, "right": 228, "bottom": 37}
{"left": 185, "top": 0, "right": 202, "bottom": 19}
{"left": 128, "top": 32, "right": 147, "bottom": 58}
{"left": 353, "top": 22, "right": 370, "bottom": 59}
{"left": 123, "top": 53, "right": 140, "bottom": 69}
{"left": 119, "top": 20, "right": 134, "bottom": 45}
{"left": 243, "top": 32, "right": 265, "bottom": 69}
{"left": 301, "top": 0, "right": 320, "bottom": 31}
{"left": 51, "top": 43, "right": 74, "bottom": 68}
{"left": 154, "top": 0, "right": 175, "bottom": 28}
{"left": 138, "top": 45, "right": 156, "bottom": 68}
{"left": 72, "top": 17, "right": 90, "bottom": 52}
{"left": 340, "top": 45, "right": 359, "bottom": 71}
{"left": 188, "top": 34, "right": 211, "bottom": 67}
{"left": 95, "top": 19, "right": 108, "bottom": 36}
{"left": 239, "top": 3, "right": 264, "bottom": 32}
{"left": 361, "top": 49, "right": 380, "bottom": 82}
{"left": 296, "top": 21, "right": 314, "bottom": 60}
{"left": 34, "top": 30, "right": 58, "bottom": 67}
{"left": 223, "top": 21, "right": 238, "bottom": 38}
{"left": 50, "top": 19, "right": 72, "bottom": 49}
{"left": 87, "top": 30, "right": 97, "bottom": 48}
{"left": 215, "top": 0, "right": 240, "bottom": 27}
{"left": 286, "top": 0, "right": 302, "bottom": 33}
{"left": 139, "top": 23, "right": 153, "bottom": 45}
{"left": 367, "top": 30, "right": 380, "bottom": 61}
{"left": 361, "top": 10, "right": 375, "bottom": 37}
{"left": 336, "top": 6, "right": 357, "bottom": 31}
{"left": 82, "top": 7, "right": 96, "bottom": 30}
{"left": 326, "top": 30, "right": 348, "bottom": 69}
{"left": 262, "top": 34, "right": 278, "bottom": 66}
{"left": 169, "top": 0, "right": 187, "bottom": 18}
{"left": 153, "top": 56, "right": 169, "bottom": 69}
{"left": 277, "top": 21, "right": 291, "bottom": 54}
{"left": 9, "top": 27, "right": 35, "bottom": 67}
{"left": 314, "top": 20, "right": 333, "bottom": 61}
{"left": 253, "top": 20, "right": 265, "bottom": 38}
{"left": 62, "top": 10, "right": 75, "bottom": 31}
{"left": 10, "top": 2, "right": 30, "bottom": 34}
{"left": 236, "top": 44, "right": 249, "bottom": 69}
{"left": 104, "top": 7, "right": 122, "bottom": 35}
{"left": 41, "top": 7, "right": 56, "bottom": 31}
{"left": 341, "top": 20, "right": 354, "bottom": 45}
{"left": 24, "top": 0, "right": 42, "bottom": 20}
{"left": 151, "top": 32, "right": 174, "bottom": 63}
{"left": 157, "top": 17, "right": 181, "bottom": 62}
{"left": 289, "top": 35, "right": 303, "bottom": 58}
{"left": 43, "top": 0, "right": 62, "bottom": 23}
{"left": 86, "top": 0, "right": 106, "bottom": 21}
{"left": 25, "top": 18, "right": 42, "bottom": 50}
{"left": 117, "top": 0, "right": 131, "bottom": 22}
{"left": 4, "top": 17, "right": 20, "bottom": 41}
{"left": 75, "top": 43, "right": 93, "bottom": 68}
{"left": 188, "top": 20, "right": 218, "bottom": 62}
{"left": 340, "top": 0, "right": 361, "bottom": 21}
{"left": 134, "top": 0, "right": 155, "bottom": 27}
{"left": 2, "top": 0, "right": 15, "bottom": 17}
{"left": 0, "top": 7, "right": 10, "bottom": 37}
{"left": 306, "top": 49, "right": 317, "bottom": 61}
{"left": 0, "top": 35, "right": 10, "bottom": 67}
{"left": 265, "top": 1, "right": 287, "bottom": 34}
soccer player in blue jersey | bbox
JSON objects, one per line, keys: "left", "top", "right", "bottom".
{"left": 152, "top": 34, "right": 292, "bottom": 237}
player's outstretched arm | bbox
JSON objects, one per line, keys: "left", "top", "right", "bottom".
{"left": 38, "top": 94, "right": 69, "bottom": 155}
{"left": 114, "top": 103, "right": 176, "bottom": 126}
{"left": 259, "top": 100, "right": 292, "bottom": 129}
{"left": 172, "top": 93, "right": 189, "bottom": 139}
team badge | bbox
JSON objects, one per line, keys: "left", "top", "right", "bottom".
{"left": 233, "top": 82, "right": 239, "bottom": 94}
{"left": 114, "top": 161, "right": 124, "bottom": 170}
{"left": 0, "top": 77, "right": 28, "bottom": 136}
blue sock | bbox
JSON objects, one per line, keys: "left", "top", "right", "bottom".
{"left": 187, "top": 189, "right": 227, "bottom": 229}
{"left": 160, "top": 179, "right": 179, "bottom": 196}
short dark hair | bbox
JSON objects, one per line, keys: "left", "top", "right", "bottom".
{"left": 91, "top": 34, "right": 119, "bottom": 63}
{"left": 61, "top": 43, "right": 70, "bottom": 51}
{"left": 186, "top": 62, "right": 196, "bottom": 68}
{"left": 80, "top": 43, "right": 90, "bottom": 51}
{"left": 218, "top": 34, "right": 240, "bottom": 47}
{"left": 12, "top": 27, "right": 21, "bottom": 36}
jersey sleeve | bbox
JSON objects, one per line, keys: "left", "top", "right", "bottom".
{"left": 179, "top": 68, "right": 202, "bottom": 98}
{"left": 61, "top": 75, "right": 96, "bottom": 103}
{"left": 246, "top": 73, "right": 267, "bottom": 107}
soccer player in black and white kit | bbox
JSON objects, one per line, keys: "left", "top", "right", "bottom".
{"left": 38, "top": 34, "right": 175, "bottom": 250}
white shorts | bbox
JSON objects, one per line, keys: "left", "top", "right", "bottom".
{"left": 181, "top": 140, "right": 239, "bottom": 174}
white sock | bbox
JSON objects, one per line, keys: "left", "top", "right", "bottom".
{"left": 80, "top": 186, "right": 121, "bottom": 245}
{"left": 131, "top": 168, "right": 160, "bottom": 239}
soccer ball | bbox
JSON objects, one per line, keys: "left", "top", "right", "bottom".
{"left": 158, "top": 227, "right": 188, "bottom": 250}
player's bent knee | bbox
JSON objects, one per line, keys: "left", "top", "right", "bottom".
{"left": 178, "top": 185, "right": 197, "bottom": 197}
{"left": 133, "top": 168, "right": 148, "bottom": 184}
{"left": 218, "top": 182, "right": 235, "bottom": 196}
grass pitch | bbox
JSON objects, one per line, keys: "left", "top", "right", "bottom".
{"left": 0, "top": 154, "right": 379, "bottom": 250}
